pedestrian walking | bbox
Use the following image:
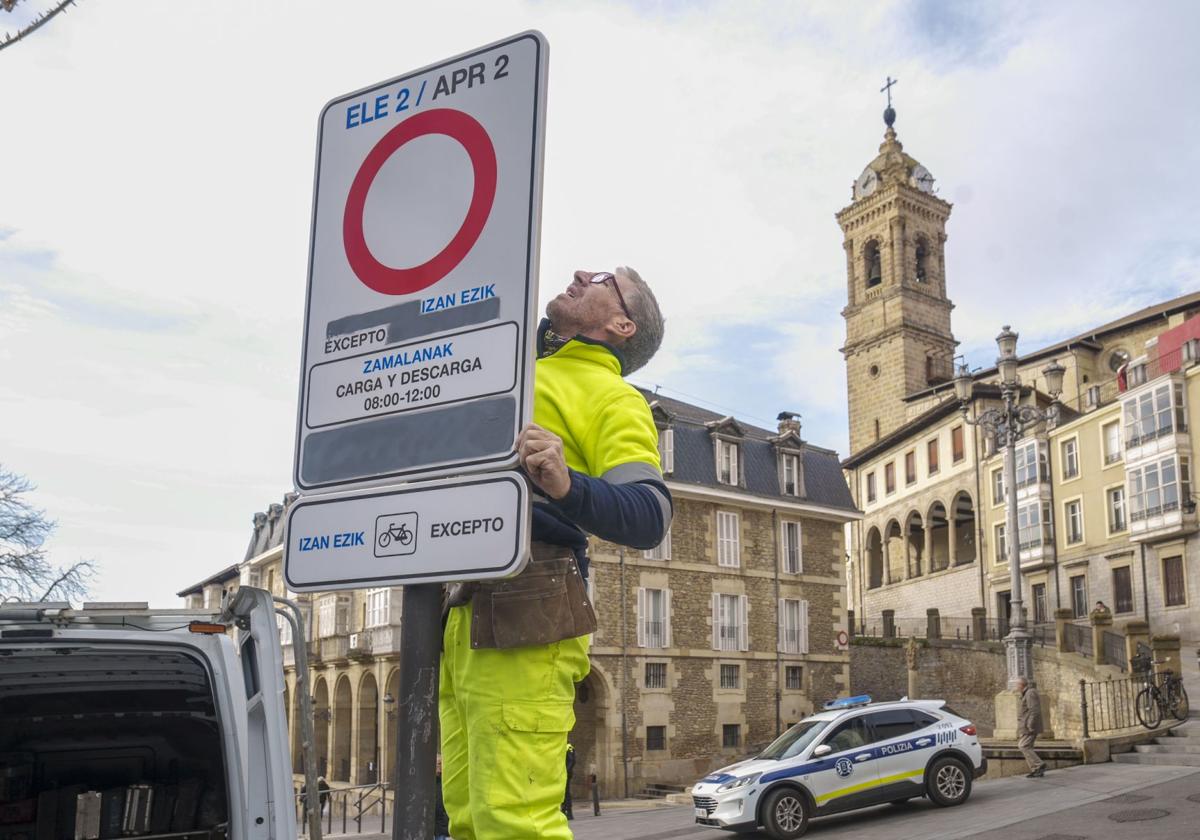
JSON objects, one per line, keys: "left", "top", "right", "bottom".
{"left": 434, "top": 755, "right": 450, "bottom": 840}
{"left": 562, "top": 743, "right": 576, "bottom": 821}
{"left": 440, "top": 267, "right": 670, "bottom": 839}
{"left": 1016, "top": 677, "right": 1046, "bottom": 778}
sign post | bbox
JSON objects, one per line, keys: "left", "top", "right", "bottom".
{"left": 284, "top": 31, "right": 549, "bottom": 839}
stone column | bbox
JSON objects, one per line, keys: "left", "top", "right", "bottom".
{"left": 1053, "top": 607, "right": 1074, "bottom": 654}
{"left": 948, "top": 515, "right": 958, "bottom": 569}
{"left": 883, "top": 609, "right": 896, "bottom": 640}
{"left": 926, "top": 608, "right": 941, "bottom": 640}
{"left": 1091, "top": 610, "right": 1112, "bottom": 666}
{"left": 905, "top": 637, "right": 920, "bottom": 700}
{"left": 1123, "top": 620, "right": 1150, "bottom": 670}
{"left": 924, "top": 527, "right": 933, "bottom": 575}
{"left": 971, "top": 607, "right": 987, "bottom": 642}
{"left": 883, "top": 540, "right": 892, "bottom": 585}
{"left": 1151, "top": 634, "right": 1182, "bottom": 677}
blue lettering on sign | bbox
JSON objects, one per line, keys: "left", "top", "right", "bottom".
{"left": 345, "top": 93, "right": 391, "bottom": 129}
{"left": 362, "top": 342, "right": 453, "bottom": 374}
{"left": 299, "top": 532, "right": 365, "bottom": 551}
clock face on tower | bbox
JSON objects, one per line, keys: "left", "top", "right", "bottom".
{"left": 911, "top": 164, "right": 936, "bottom": 193}
{"left": 855, "top": 167, "right": 878, "bottom": 199}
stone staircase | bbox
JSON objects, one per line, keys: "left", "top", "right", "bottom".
{"left": 1113, "top": 719, "right": 1200, "bottom": 766}
{"left": 634, "top": 782, "right": 687, "bottom": 800}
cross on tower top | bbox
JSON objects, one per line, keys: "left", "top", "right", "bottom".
{"left": 880, "top": 76, "right": 898, "bottom": 128}
{"left": 880, "top": 76, "right": 898, "bottom": 108}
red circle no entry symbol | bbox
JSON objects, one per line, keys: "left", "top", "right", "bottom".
{"left": 343, "top": 108, "right": 497, "bottom": 295}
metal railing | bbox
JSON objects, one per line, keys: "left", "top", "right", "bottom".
{"left": 1103, "top": 631, "right": 1128, "bottom": 672}
{"left": 1064, "top": 622, "right": 1092, "bottom": 657}
{"left": 296, "top": 783, "right": 391, "bottom": 836}
{"left": 857, "top": 616, "right": 1055, "bottom": 646}
{"left": 1080, "top": 673, "right": 1150, "bottom": 737}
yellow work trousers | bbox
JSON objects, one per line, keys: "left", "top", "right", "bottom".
{"left": 439, "top": 602, "right": 590, "bottom": 839}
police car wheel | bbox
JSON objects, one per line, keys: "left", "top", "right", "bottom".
{"left": 926, "top": 757, "right": 971, "bottom": 807}
{"left": 761, "top": 787, "right": 809, "bottom": 839}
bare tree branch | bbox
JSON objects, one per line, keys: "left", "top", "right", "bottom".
{"left": 0, "top": 465, "right": 96, "bottom": 603}
{"left": 0, "top": 0, "right": 80, "bottom": 53}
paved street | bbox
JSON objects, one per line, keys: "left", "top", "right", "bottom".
{"left": 558, "top": 762, "right": 1200, "bottom": 840}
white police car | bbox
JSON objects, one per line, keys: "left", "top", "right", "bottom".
{"left": 691, "top": 696, "right": 986, "bottom": 839}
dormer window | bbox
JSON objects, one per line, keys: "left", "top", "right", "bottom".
{"left": 657, "top": 427, "right": 674, "bottom": 474}
{"left": 718, "top": 440, "right": 740, "bottom": 486}
{"left": 707, "top": 416, "right": 746, "bottom": 487}
{"left": 781, "top": 453, "right": 801, "bottom": 497}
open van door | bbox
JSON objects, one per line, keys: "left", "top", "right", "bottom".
{"left": 226, "top": 587, "right": 296, "bottom": 840}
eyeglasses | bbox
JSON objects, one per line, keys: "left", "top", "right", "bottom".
{"left": 589, "top": 272, "right": 633, "bottom": 321}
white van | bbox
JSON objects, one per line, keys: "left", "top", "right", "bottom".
{"left": 0, "top": 588, "right": 294, "bottom": 840}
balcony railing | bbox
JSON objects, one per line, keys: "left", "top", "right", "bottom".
{"left": 1063, "top": 622, "right": 1092, "bottom": 657}
{"left": 1126, "top": 421, "right": 1184, "bottom": 449}
{"left": 1130, "top": 499, "right": 1181, "bottom": 522}
{"left": 718, "top": 625, "right": 741, "bottom": 651}
{"left": 642, "top": 620, "right": 665, "bottom": 649}
{"left": 320, "top": 636, "right": 350, "bottom": 661}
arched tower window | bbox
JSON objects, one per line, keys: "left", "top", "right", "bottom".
{"left": 914, "top": 236, "right": 928, "bottom": 283}
{"left": 864, "top": 240, "right": 882, "bottom": 288}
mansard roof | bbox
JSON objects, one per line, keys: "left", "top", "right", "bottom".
{"left": 243, "top": 492, "right": 298, "bottom": 561}
{"left": 176, "top": 564, "right": 241, "bottom": 598}
{"left": 636, "top": 390, "right": 857, "bottom": 515}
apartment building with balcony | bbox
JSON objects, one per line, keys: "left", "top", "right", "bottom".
{"left": 848, "top": 296, "right": 1200, "bottom": 652}
{"left": 186, "top": 390, "right": 859, "bottom": 797}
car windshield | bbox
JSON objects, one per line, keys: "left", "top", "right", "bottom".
{"left": 757, "top": 719, "right": 828, "bottom": 760}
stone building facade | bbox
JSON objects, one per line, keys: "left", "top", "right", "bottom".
{"left": 840, "top": 106, "right": 1200, "bottom": 654}
{"left": 187, "top": 391, "right": 859, "bottom": 797}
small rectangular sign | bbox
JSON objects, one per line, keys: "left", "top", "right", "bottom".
{"left": 283, "top": 472, "right": 529, "bottom": 590}
{"left": 305, "top": 321, "right": 519, "bottom": 428}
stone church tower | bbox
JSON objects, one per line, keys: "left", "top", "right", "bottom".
{"left": 838, "top": 103, "right": 957, "bottom": 456}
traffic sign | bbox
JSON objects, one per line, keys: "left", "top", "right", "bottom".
{"left": 294, "top": 31, "right": 548, "bottom": 492}
{"left": 283, "top": 471, "right": 529, "bottom": 591}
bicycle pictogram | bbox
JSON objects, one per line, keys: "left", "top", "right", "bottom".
{"left": 377, "top": 521, "right": 414, "bottom": 549}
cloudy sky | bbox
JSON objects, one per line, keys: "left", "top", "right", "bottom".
{"left": 2, "top": 0, "right": 1197, "bottom": 606}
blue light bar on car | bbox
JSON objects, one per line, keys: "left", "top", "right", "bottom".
{"left": 823, "top": 694, "right": 872, "bottom": 710}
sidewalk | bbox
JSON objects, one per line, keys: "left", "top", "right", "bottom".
{"left": 321, "top": 762, "right": 1200, "bottom": 839}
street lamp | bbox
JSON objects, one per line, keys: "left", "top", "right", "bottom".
{"left": 954, "top": 326, "right": 1064, "bottom": 690}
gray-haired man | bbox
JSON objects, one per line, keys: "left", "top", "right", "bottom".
{"left": 1015, "top": 677, "right": 1046, "bottom": 778}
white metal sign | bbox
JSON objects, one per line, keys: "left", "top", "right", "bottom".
{"left": 294, "top": 31, "right": 548, "bottom": 492}
{"left": 283, "top": 472, "right": 529, "bottom": 591}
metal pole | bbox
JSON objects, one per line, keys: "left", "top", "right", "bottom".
{"left": 392, "top": 583, "right": 441, "bottom": 840}
{"left": 1002, "top": 389, "right": 1034, "bottom": 690}
{"left": 275, "top": 597, "right": 322, "bottom": 840}
{"left": 1079, "top": 679, "right": 1089, "bottom": 738}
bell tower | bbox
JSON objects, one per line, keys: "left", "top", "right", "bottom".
{"left": 838, "top": 89, "right": 957, "bottom": 456}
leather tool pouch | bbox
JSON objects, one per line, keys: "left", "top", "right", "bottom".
{"left": 469, "top": 544, "right": 597, "bottom": 650}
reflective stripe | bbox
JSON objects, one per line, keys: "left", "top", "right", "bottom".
{"left": 815, "top": 768, "right": 924, "bottom": 805}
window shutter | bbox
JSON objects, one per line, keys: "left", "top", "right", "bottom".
{"left": 336, "top": 594, "right": 351, "bottom": 635}
{"left": 796, "top": 522, "right": 804, "bottom": 574}
{"left": 711, "top": 594, "right": 720, "bottom": 650}
{"left": 777, "top": 598, "right": 785, "bottom": 651}
{"left": 663, "top": 528, "right": 671, "bottom": 561}
{"left": 800, "top": 600, "right": 810, "bottom": 655}
{"left": 663, "top": 588, "right": 672, "bottom": 648}
{"left": 739, "top": 595, "right": 749, "bottom": 651}
{"left": 664, "top": 429, "right": 674, "bottom": 473}
{"left": 636, "top": 588, "right": 646, "bottom": 648}
{"left": 732, "top": 443, "right": 740, "bottom": 486}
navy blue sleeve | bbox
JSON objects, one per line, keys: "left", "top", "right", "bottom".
{"left": 551, "top": 468, "right": 672, "bottom": 550}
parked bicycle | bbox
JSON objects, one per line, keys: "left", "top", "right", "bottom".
{"left": 1132, "top": 653, "right": 1190, "bottom": 729}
